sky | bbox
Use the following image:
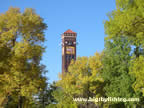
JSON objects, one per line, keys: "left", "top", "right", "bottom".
{"left": 0, "top": 0, "right": 116, "bottom": 83}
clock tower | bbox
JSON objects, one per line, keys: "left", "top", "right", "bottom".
{"left": 61, "top": 29, "right": 77, "bottom": 76}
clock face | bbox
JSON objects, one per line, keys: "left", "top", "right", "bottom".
{"left": 66, "top": 46, "right": 75, "bottom": 54}
{"left": 65, "top": 41, "right": 68, "bottom": 44}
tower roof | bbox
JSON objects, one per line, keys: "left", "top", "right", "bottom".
{"left": 64, "top": 29, "right": 76, "bottom": 34}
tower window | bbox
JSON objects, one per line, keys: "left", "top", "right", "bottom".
{"left": 68, "top": 41, "right": 73, "bottom": 45}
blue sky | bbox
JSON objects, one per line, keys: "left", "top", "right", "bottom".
{"left": 0, "top": 0, "right": 116, "bottom": 83}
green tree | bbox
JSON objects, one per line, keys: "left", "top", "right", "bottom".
{"left": 37, "top": 82, "right": 57, "bottom": 108}
{"left": 104, "top": 0, "right": 144, "bottom": 107}
{"left": 129, "top": 56, "right": 144, "bottom": 107}
{"left": 48, "top": 87, "right": 77, "bottom": 108}
{"left": 102, "top": 37, "right": 136, "bottom": 107}
{"left": 105, "top": 0, "right": 144, "bottom": 57}
{"left": 0, "top": 7, "right": 47, "bottom": 108}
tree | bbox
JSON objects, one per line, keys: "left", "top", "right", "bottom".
{"left": 129, "top": 56, "right": 144, "bottom": 107}
{"left": 37, "top": 82, "right": 58, "bottom": 108}
{"left": 104, "top": 0, "right": 144, "bottom": 57}
{"left": 56, "top": 52, "right": 104, "bottom": 108}
{"left": 102, "top": 36, "right": 136, "bottom": 107}
{"left": 0, "top": 7, "right": 47, "bottom": 107}
{"left": 104, "top": 0, "right": 144, "bottom": 107}
{"left": 49, "top": 87, "right": 77, "bottom": 108}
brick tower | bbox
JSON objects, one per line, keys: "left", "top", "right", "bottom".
{"left": 61, "top": 29, "right": 77, "bottom": 76}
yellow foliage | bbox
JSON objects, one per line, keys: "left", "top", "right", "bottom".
{"left": 57, "top": 52, "right": 104, "bottom": 99}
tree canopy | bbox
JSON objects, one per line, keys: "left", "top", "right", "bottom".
{"left": 55, "top": 52, "right": 104, "bottom": 107}
{"left": 0, "top": 7, "right": 47, "bottom": 107}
